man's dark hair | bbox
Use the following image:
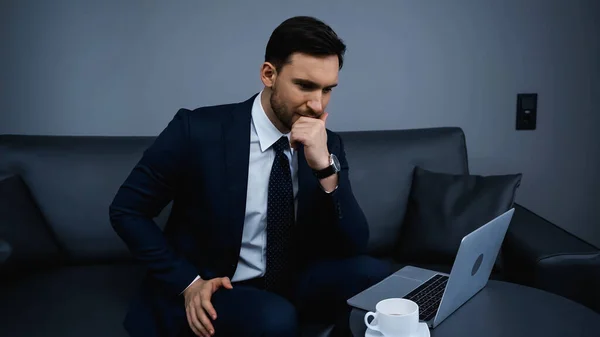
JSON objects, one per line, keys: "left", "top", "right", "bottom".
{"left": 265, "top": 16, "right": 346, "bottom": 72}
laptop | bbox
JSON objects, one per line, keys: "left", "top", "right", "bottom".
{"left": 347, "top": 208, "right": 514, "bottom": 329}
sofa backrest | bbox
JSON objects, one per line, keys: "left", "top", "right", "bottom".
{"left": 0, "top": 127, "right": 468, "bottom": 262}
{"left": 0, "top": 136, "right": 158, "bottom": 263}
{"left": 339, "top": 128, "right": 469, "bottom": 255}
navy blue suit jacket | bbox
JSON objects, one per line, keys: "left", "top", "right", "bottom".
{"left": 109, "top": 94, "right": 369, "bottom": 337}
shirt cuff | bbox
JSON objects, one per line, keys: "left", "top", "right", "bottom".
{"left": 180, "top": 275, "right": 201, "bottom": 295}
{"left": 320, "top": 183, "right": 339, "bottom": 194}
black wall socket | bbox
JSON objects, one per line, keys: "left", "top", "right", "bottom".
{"left": 516, "top": 93, "right": 537, "bottom": 130}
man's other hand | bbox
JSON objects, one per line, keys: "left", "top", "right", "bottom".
{"left": 183, "top": 276, "right": 233, "bottom": 337}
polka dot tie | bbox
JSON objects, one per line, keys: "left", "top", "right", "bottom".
{"left": 265, "top": 136, "right": 295, "bottom": 293}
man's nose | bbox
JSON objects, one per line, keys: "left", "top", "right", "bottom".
{"left": 306, "top": 97, "right": 323, "bottom": 116}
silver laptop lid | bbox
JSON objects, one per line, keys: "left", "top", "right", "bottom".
{"left": 431, "top": 208, "right": 514, "bottom": 328}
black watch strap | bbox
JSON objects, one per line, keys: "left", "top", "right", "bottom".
{"left": 312, "top": 154, "right": 340, "bottom": 179}
{"left": 313, "top": 165, "right": 337, "bottom": 179}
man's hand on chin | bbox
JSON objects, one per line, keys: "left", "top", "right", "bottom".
{"left": 290, "top": 112, "right": 338, "bottom": 192}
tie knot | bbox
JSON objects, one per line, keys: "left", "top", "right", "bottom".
{"left": 272, "top": 136, "right": 289, "bottom": 154}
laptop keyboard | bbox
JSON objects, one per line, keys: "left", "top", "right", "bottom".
{"left": 403, "top": 274, "right": 449, "bottom": 322}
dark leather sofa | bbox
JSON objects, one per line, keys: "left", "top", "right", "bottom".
{"left": 1, "top": 127, "right": 598, "bottom": 337}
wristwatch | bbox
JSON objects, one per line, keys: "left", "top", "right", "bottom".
{"left": 312, "top": 153, "right": 341, "bottom": 179}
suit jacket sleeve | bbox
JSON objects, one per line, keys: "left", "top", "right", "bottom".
{"left": 318, "top": 133, "right": 370, "bottom": 256}
{"left": 109, "top": 109, "right": 198, "bottom": 295}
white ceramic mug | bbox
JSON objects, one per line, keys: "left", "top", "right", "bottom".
{"left": 364, "top": 298, "right": 419, "bottom": 336}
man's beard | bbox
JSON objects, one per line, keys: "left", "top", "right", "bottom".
{"left": 270, "top": 87, "right": 294, "bottom": 131}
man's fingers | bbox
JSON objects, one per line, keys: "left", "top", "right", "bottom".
{"left": 290, "top": 139, "right": 299, "bottom": 149}
{"left": 201, "top": 291, "right": 218, "bottom": 320}
{"left": 221, "top": 277, "right": 233, "bottom": 289}
{"left": 215, "top": 277, "right": 232, "bottom": 289}
{"left": 290, "top": 133, "right": 305, "bottom": 148}
{"left": 211, "top": 277, "right": 233, "bottom": 292}
{"left": 295, "top": 115, "right": 324, "bottom": 126}
{"left": 202, "top": 298, "right": 218, "bottom": 321}
{"left": 319, "top": 112, "right": 328, "bottom": 122}
{"left": 198, "top": 301, "right": 215, "bottom": 335}
{"left": 292, "top": 122, "right": 324, "bottom": 137}
{"left": 292, "top": 129, "right": 312, "bottom": 140}
{"left": 186, "top": 308, "right": 205, "bottom": 337}
{"left": 186, "top": 308, "right": 198, "bottom": 336}
{"left": 189, "top": 304, "right": 210, "bottom": 337}
{"left": 291, "top": 124, "right": 314, "bottom": 133}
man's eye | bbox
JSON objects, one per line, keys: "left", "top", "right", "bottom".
{"left": 323, "top": 88, "right": 332, "bottom": 93}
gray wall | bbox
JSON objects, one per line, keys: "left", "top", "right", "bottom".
{"left": 1, "top": 0, "right": 599, "bottom": 248}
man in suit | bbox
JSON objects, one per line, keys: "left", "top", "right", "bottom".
{"left": 109, "top": 16, "right": 391, "bottom": 337}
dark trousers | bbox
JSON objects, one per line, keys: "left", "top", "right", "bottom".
{"left": 180, "top": 255, "right": 391, "bottom": 337}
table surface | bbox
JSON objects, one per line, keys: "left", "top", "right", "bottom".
{"left": 349, "top": 280, "right": 600, "bottom": 337}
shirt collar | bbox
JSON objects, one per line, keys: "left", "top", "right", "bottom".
{"left": 251, "top": 90, "right": 293, "bottom": 153}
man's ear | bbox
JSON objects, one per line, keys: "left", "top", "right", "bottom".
{"left": 260, "top": 62, "right": 277, "bottom": 88}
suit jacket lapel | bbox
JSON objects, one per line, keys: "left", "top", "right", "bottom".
{"left": 222, "top": 95, "right": 255, "bottom": 239}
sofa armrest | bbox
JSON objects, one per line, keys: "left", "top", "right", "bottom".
{"left": 502, "top": 204, "right": 598, "bottom": 286}
{"left": 534, "top": 252, "right": 600, "bottom": 313}
{"left": 0, "top": 239, "right": 12, "bottom": 264}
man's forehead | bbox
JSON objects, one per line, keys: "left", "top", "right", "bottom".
{"left": 284, "top": 53, "right": 339, "bottom": 85}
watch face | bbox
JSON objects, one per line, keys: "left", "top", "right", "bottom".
{"left": 331, "top": 154, "right": 341, "bottom": 171}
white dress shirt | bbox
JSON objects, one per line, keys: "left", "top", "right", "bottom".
{"left": 183, "top": 92, "right": 299, "bottom": 291}
{"left": 232, "top": 91, "right": 299, "bottom": 282}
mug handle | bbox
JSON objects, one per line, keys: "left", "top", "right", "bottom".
{"left": 364, "top": 311, "right": 380, "bottom": 331}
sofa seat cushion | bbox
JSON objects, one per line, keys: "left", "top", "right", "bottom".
{"left": 0, "top": 264, "right": 334, "bottom": 337}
